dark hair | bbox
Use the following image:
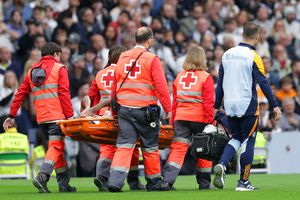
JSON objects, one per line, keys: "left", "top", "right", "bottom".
{"left": 105, "top": 45, "right": 126, "bottom": 68}
{"left": 119, "top": 10, "right": 131, "bottom": 20}
{"left": 135, "top": 27, "right": 153, "bottom": 44}
{"left": 243, "top": 22, "right": 260, "bottom": 39}
{"left": 41, "top": 42, "right": 62, "bottom": 56}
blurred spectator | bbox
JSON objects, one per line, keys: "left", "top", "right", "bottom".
{"left": 0, "top": 21, "right": 14, "bottom": 52}
{"left": 0, "top": 46, "right": 22, "bottom": 79}
{"left": 179, "top": 4, "right": 203, "bottom": 38}
{"left": 76, "top": 7, "right": 102, "bottom": 46}
{"left": 283, "top": 5, "right": 300, "bottom": 40}
{"left": 236, "top": 10, "right": 249, "bottom": 35}
{"left": 141, "top": 2, "right": 152, "bottom": 26}
{"left": 17, "top": 19, "right": 43, "bottom": 62}
{"left": 67, "top": 32, "right": 83, "bottom": 59}
{"left": 85, "top": 48, "right": 97, "bottom": 75}
{"left": 217, "top": 17, "right": 242, "bottom": 45}
{"left": 68, "top": 54, "right": 90, "bottom": 97}
{"left": 104, "top": 25, "right": 118, "bottom": 48}
{"left": 286, "top": 60, "right": 300, "bottom": 90}
{"left": 258, "top": 98, "right": 273, "bottom": 132}
{"left": 60, "top": 0, "right": 80, "bottom": 23}
{"left": 193, "top": 16, "right": 215, "bottom": 44}
{"left": 253, "top": 6, "right": 273, "bottom": 36}
{"left": 161, "top": 3, "right": 179, "bottom": 32}
{"left": 93, "top": 56, "right": 104, "bottom": 72}
{"left": 219, "top": 0, "right": 240, "bottom": 18}
{"left": 43, "top": 5, "right": 58, "bottom": 38}
{"left": 272, "top": 43, "right": 292, "bottom": 78}
{"left": 257, "top": 28, "right": 271, "bottom": 58}
{"left": 92, "top": 1, "right": 111, "bottom": 30}
{"left": 262, "top": 56, "right": 280, "bottom": 88}
{"left": 90, "top": 34, "right": 109, "bottom": 65}
{"left": 279, "top": 98, "right": 300, "bottom": 131}
{"left": 110, "top": 0, "right": 130, "bottom": 22}
{"left": 43, "top": 0, "right": 69, "bottom": 13}
{"left": 5, "top": 0, "right": 33, "bottom": 22}
{"left": 275, "top": 76, "right": 297, "bottom": 103}
{"left": 5, "top": 10, "right": 27, "bottom": 49}
{"left": 61, "top": 46, "right": 71, "bottom": 67}
{"left": 0, "top": 71, "right": 21, "bottom": 133}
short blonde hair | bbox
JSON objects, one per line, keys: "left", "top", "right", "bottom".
{"left": 183, "top": 46, "right": 207, "bottom": 71}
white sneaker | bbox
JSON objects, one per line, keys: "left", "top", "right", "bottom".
{"left": 213, "top": 164, "right": 226, "bottom": 189}
{"left": 235, "top": 180, "right": 258, "bottom": 191}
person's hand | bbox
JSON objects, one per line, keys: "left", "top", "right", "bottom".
{"left": 272, "top": 107, "right": 281, "bottom": 121}
{"left": 164, "top": 112, "right": 172, "bottom": 120}
{"left": 80, "top": 108, "right": 95, "bottom": 117}
{"left": 214, "top": 108, "right": 225, "bottom": 116}
{"left": 3, "top": 117, "right": 15, "bottom": 130}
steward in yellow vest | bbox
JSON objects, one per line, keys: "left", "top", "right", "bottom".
{"left": 0, "top": 128, "right": 29, "bottom": 175}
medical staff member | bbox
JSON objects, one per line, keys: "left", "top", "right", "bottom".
{"left": 83, "top": 45, "right": 145, "bottom": 191}
{"left": 162, "top": 46, "right": 214, "bottom": 190}
{"left": 214, "top": 22, "right": 281, "bottom": 191}
{"left": 107, "top": 27, "right": 171, "bottom": 192}
{"left": 3, "top": 42, "right": 75, "bottom": 193}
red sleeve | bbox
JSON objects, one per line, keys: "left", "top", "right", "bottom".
{"left": 171, "top": 82, "right": 178, "bottom": 126}
{"left": 58, "top": 67, "right": 74, "bottom": 118}
{"left": 151, "top": 56, "right": 171, "bottom": 112}
{"left": 110, "top": 70, "right": 117, "bottom": 116}
{"left": 202, "top": 75, "right": 215, "bottom": 123}
{"left": 9, "top": 75, "right": 31, "bottom": 117}
{"left": 88, "top": 80, "right": 100, "bottom": 106}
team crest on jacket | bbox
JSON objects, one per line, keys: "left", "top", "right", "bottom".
{"left": 101, "top": 70, "right": 114, "bottom": 87}
{"left": 179, "top": 72, "right": 198, "bottom": 89}
{"left": 124, "top": 59, "right": 141, "bottom": 79}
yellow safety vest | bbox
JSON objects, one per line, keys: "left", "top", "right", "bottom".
{"left": 253, "top": 131, "right": 267, "bottom": 165}
{"left": 0, "top": 128, "right": 29, "bottom": 175}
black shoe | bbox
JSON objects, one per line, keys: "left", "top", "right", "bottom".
{"left": 147, "top": 180, "right": 170, "bottom": 191}
{"left": 59, "top": 183, "right": 77, "bottom": 192}
{"left": 199, "top": 184, "right": 215, "bottom": 190}
{"left": 169, "top": 184, "right": 176, "bottom": 191}
{"left": 32, "top": 173, "right": 51, "bottom": 193}
{"left": 56, "top": 172, "right": 77, "bottom": 192}
{"left": 94, "top": 176, "right": 109, "bottom": 191}
{"left": 129, "top": 181, "right": 146, "bottom": 191}
{"left": 108, "top": 185, "right": 123, "bottom": 192}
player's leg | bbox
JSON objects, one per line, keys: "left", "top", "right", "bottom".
{"left": 236, "top": 116, "right": 258, "bottom": 191}
{"left": 94, "top": 144, "right": 116, "bottom": 191}
{"left": 213, "top": 117, "right": 242, "bottom": 189}
{"left": 163, "top": 120, "right": 191, "bottom": 190}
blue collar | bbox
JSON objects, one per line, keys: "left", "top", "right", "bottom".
{"left": 238, "top": 42, "right": 256, "bottom": 50}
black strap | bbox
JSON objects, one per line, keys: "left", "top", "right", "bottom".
{"left": 114, "top": 50, "right": 146, "bottom": 96}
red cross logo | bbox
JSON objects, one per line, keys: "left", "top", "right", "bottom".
{"left": 101, "top": 70, "right": 114, "bottom": 87}
{"left": 179, "top": 72, "right": 198, "bottom": 89}
{"left": 124, "top": 59, "right": 141, "bottom": 79}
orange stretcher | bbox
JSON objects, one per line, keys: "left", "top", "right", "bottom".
{"left": 58, "top": 117, "right": 174, "bottom": 149}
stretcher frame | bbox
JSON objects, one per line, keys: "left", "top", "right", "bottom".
{"left": 58, "top": 117, "right": 174, "bottom": 149}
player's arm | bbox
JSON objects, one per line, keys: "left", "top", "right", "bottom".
{"left": 252, "top": 52, "right": 281, "bottom": 120}
{"left": 214, "top": 62, "right": 224, "bottom": 110}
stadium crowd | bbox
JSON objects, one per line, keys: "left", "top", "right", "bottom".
{"left": 0, "top": 0, "right": 300, "bottom": 176}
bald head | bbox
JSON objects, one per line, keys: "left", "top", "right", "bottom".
{"left": 135, "top": 27, "right": 153, "bottom": 44}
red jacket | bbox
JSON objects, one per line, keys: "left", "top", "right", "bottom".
{"left": 9, "top": 56, "right": 73, "bottom": 119}
{"left": 171, "top": 73, "right": 214, "bottom": 125}
{"left": 110, "top": 55, "right": 171, "bottom": 113}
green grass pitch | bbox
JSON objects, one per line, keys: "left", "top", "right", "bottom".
{"left": 0, "top": 174, "right": 299, "bottom": 200}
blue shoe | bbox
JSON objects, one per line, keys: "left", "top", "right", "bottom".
{"left": 235, "top": 180, "right": 258, "bottom": 191}
{"left": 213, "top": 164, "right": 226, "bottom": 189}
